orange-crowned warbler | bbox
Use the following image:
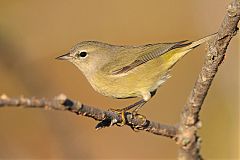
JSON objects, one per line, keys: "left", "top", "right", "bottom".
{"left": 56, "top": 34, "right": 216, "bottom": 118}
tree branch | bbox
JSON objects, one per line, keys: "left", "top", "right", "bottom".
{"left": 0, "top": 94, "right": 177, "bottom": 139}
{"left": 177, "top": 0, "right": 240, "bottom": 159}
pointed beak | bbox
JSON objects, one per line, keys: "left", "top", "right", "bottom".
{"left": 56, "top": 52, "right": 72, "bottom": 60}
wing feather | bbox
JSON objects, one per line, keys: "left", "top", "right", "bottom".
{"left": 112, "top": 40, "right": 191, "bottom": 75}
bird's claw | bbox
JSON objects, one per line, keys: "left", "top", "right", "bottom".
{"left": 108, "top": 108, "right": 126, "bottom": 126}
{"left": 129, "top": 112, "right": 147, "bottom": 131}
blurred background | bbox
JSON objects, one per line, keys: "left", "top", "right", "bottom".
{"left": 0, "top": 0, "right": 239, "bottom": 159}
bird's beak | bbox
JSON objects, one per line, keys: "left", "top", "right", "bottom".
{"left": 56, "top": 52, "right": 72, "bottom": 60}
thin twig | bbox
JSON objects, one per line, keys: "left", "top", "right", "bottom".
{"left": 0, "top": 94, "right": 177, "bottom": 138}
{"left": 178, "top": 0, "right": 240, "bottom": 159}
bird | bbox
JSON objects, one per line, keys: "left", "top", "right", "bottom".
{"left": 56, "top": 33, "right": 216, "bottom": 118}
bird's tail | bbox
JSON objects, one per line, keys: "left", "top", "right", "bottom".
{"left": 165, "top": 33, "right": 217, "bottom": 69}
{"left": 184, "top": 32, "right": 217, "bottom": 50}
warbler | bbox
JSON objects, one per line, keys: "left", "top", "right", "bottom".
{"left": 56, "top": 34, "right": 216, "bottom": 115}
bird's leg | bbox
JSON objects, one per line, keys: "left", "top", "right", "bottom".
{"left": 108, "top": 99, "right": 145, "bottom": 126}
{"left": 132, "top": 101, "right": 147, "bottom": 116}
{"left": 122, "top": 99, "right": 146, "bottom": 112}
{"left": 109, "top": 90, "right": 156, "bottom": 127}
{"left": 130, "top": 101, "right": 148, "bottom": 130}
{"left": 115, "top": 99, "right": 147, "bottom": 129}
{"left": 131, "top": 90, "right": 157, "bottom": 115}
{"left": 129, "top": 90, "right": 157, "bottom": 130}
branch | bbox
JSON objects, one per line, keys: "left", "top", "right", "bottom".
{"left": 178, "top": 0, "right": 240, "bottom": 159}
{"left": 0, "top": 94, "right": 177, "bottom": 139}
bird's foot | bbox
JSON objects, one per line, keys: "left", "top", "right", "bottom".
{"left": 129, "top": 111, "right": 147, "bottom": 131}
{"left": 108, "top": 108, "right": 126, "bottom": 126}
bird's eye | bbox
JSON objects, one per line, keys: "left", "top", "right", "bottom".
{"left": 76, "top": 51, "right": 88, "bottom": 58}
